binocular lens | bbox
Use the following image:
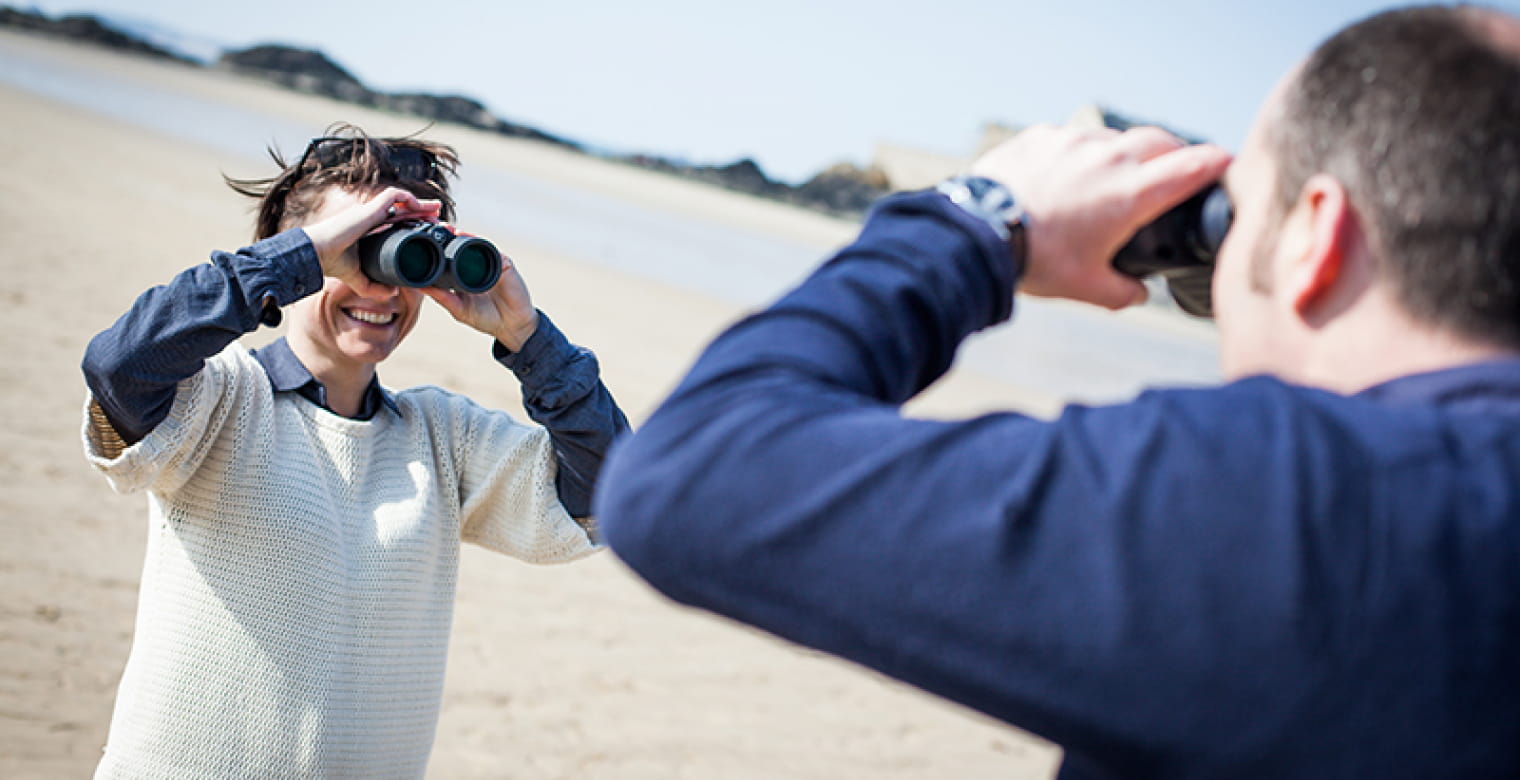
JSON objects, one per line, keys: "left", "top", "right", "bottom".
{"left": 357, "top": 227, "right": 445, "bottom": 288}
{"left": 395, "top": 239, "right": 440, "bottom": 286}
{"left": 438, "top": 237, "right": 501, "bottom": 293}
{"left": 451, "top": 243, "right": 497, "bottom": 291}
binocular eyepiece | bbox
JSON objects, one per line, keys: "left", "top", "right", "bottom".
{"left": 1111, "top": 185, "right": 1233, "bottom": 317}
{"left": 357, "top": 221, "right": 502, "bottom": 293}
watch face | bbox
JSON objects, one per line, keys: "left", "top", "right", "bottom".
{"left": 963, "top": 177, "right": 999, "bottom": 201}
{"left": 938, "top": 176, "right": 1021, "bottom": 240}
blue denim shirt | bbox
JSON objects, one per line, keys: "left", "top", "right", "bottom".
{"left": 597, "top": 191, "right": 1520, "bottom": 777}
{"left": 83, "top": 228, "right": 628, "bottom": 517}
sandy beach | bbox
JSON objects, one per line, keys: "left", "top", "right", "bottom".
{"left": 0, "top": 29, "right": 1238, "bottom": 778}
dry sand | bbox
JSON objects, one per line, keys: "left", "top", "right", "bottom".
{"left": 0, "top": 31, "right": 1086, "bottom": 778}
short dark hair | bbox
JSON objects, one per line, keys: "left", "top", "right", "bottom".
{"left": 224, "top": 122, "right": 460, "bottom": 241}
{"left": 1270, "top": 5, "right": 1520, "bottom": 347}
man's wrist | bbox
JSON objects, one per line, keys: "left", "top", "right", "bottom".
{"left": 935, "top": 175, "right": 1027, "bottom": 279}
{"left": 936, "top": 176, "right": 1022, "bottom": 239}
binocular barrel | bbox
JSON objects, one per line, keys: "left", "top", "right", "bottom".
{"left": 357, "top": 221, "right": 502, "bottom": 294}
{"left": 1111, "top": 185, "right": 1233, "bottom": 317}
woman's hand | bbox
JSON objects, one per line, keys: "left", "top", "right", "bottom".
{"left": 422, "top": 232, "right": 539, "bottom": 351}
{"left": 301, "top": 186, "right": 442, "bottom": 296}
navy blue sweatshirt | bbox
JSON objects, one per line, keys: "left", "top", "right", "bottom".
{"left": 595, "top": 191, "right": 1520, "bottom": 778}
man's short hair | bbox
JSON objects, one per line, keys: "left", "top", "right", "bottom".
{"left": 1271, "top": 5, "right": 1520, "bottom": 347}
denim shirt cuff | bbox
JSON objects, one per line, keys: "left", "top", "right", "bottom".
{"left": 493, "top": 311, "right": 597, "bottom": 408}
{"left": 239, "top": 229, "right": 323, "bottom": 326}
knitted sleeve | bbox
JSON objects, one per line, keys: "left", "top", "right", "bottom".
{"left": 433, "top": 390, "right": 600, "bottom": 564}
{"left": 81, "top": 345, "right": 264, "bottom": 497}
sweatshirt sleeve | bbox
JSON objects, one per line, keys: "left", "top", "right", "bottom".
{"left": 82, "top": 346, "right": 272, "bottom": 497}
{"left": 444, "top": 390, "right": 601, "bottom": 564}
{"left": 591, "top": 191, "right": 1379, "bottom": 769}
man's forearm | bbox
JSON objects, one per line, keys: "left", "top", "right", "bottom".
{"left": 682, "top": 191, "right": 1017, "bottom": 406}
{"left": 595, "top": 189, "right": 1020, "bottom": 595}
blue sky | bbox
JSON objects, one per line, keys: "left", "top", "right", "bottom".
{"left": 31, "top": 1, "right": 1520, "bottom": 183}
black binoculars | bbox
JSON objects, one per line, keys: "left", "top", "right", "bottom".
{"left": 357, "top": 221, "right": 502, "bottom": 293}
{"left": 1111, "top": 185, "right": 1233, "bottom": 317}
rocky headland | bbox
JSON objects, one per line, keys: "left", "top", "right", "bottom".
{"left": 2, "top": 6, "right": 890, "bottom": 217}
{"left": 0, "top": 6, "right": 197, "bottom": 65}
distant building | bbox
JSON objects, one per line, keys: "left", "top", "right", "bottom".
{"left": 868, "top": 141, "right": 969, "bottom": 193}
{"left": 871, "top": 103, "right": 1204, "bottom": 192}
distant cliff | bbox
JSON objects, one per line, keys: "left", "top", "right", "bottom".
{"left": 614, "top": 154, "right": 890, "bottom": 217}
{"left": 0, "top": 6, "right": 197, "bottom": 65}
{"left": 0, "top": 6, "right": 891, "bottom": 217}
{"left": 216, "top": 45, "right": 581, "bottom": 149}
{"left": 215, "top": 45, "right": 887, "bottom": 216}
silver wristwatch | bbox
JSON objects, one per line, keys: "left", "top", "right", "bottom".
{"left": 935, "top": 175, "right": 1024, "bottom": 243}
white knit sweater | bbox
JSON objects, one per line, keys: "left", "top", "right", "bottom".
{"left": 82, "top": 344, "right": 598, "bottom": 779}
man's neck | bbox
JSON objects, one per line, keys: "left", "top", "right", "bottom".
{"left": 1296, "top": 316, "right": 1519, "bottom": 395}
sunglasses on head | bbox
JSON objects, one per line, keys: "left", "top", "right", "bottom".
{"left": 296, "top": 136, "right": 439, "bottom": 181}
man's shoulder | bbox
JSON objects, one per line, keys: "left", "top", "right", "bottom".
{"left": 1084, "top": 374, "right": 1356, "bottom": 431}
{"left": 1105, "top": 372, "right": 1514, "bottom": 471}
{"left": 1042, "top": 375, "right": 1401, "bottom": 472}
{"left": 1133, "top": 373, "right": 1398, "bottom": 424}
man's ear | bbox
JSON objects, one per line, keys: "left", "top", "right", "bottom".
{"left": 1284, "top": 174, "right": 1357, "bottom": 316}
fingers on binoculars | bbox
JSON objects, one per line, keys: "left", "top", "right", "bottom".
{"left": 1131, "top": 144, "right": 1233, "bottom": 224}
{"left": 373, "top": 188, "right": 441, "bottom": 217}
{"left": 1112, "top": 126, "right": 1187, "bottom": 163}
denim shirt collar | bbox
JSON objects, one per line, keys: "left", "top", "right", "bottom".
{"left": 250, "top": 337, "right": 401, "bottom": 419}
{"left": 1356, "top": 357, "right": 1520, "bottom": 413}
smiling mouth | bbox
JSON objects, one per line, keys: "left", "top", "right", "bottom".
{"left": 344, "top": 308, "right": 397, "bottom": 326}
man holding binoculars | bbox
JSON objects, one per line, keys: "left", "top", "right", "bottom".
{"left": 598, "top": 5, "right": 1520, "bottom": 776}
{"left": 80, "top": 125, "right": 628, "bottom": 777}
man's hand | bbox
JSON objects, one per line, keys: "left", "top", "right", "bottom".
{"left": 970, "top": 125, "right": 1232, "bottom": 310}
{"left": 422, "top": 237, "right": 539, "bottom": 351}
{"left": 301, "top": 186, "right": 442, "bottom": 297}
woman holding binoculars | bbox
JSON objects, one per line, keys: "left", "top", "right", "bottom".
{"left": 79, "top": 124, "right": 628, "bottom": 779}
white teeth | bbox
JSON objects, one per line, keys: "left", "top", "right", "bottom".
{"left": 346, "top": 309, "right": 396, "bottom": 325}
